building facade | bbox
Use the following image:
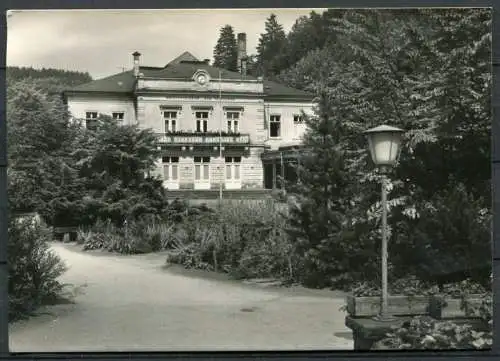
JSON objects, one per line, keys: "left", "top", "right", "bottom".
{"left": 64, "top": 34, "right": 314, "bottom": 196}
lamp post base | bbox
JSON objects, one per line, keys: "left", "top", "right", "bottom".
{"left": 372, "top": 314, "right": 397, "bottom": 322}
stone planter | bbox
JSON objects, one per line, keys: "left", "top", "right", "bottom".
{"left": 346, "top": 293, "right": 489, "bottom": 350}
{"left": 345, "top": 315, "right": 407, "bottom": 350}
{"left": 428, "top": 294, "right": 484, "bottom": 319}
{"left": 346, "top": 294, "right": 429, "bottom": 317}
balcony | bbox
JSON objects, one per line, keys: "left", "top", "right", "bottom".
{"left": 156, "top": 132, "right": 251, "bottom": 146}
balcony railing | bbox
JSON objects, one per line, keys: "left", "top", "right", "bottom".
{"left": 156, "top": 132, "right": 250, "bottom": 145}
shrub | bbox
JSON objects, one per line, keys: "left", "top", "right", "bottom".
{"left": 351, "top": 275, "right": 438, "bottom": 297}
{"left": 141, "top": 222, "right": 175, "bottom": 251}
{"left": 8, "top": 216, "right": 68, "bottom": 322}
{"left": 350, "top": 276, "right": 488, "bottom": 297}
{"left": 235, "top": 216, "right": 294, "bottom": 280}
{"left": 166, "top": 200, "right": 294, "bottom": 281}
{"left": 79, "top": 216, "right": 179, "bottom": 254}
{"left": 126, "top": 214, "right": 176, "bottom": 252}
{"left": 76, "top": 228, "right": 89, "bottom": 245}
{"left": 168, "top": 209, "right": 220, "bottom": 270}
{"left": 168, "top": 243, "right": 213, "bottom": 271}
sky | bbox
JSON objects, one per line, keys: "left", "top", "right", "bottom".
{"left": 7, "top": 9, "right": 327, "bottom": 80}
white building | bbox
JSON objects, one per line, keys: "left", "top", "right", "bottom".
{"left": 63, "top": 33, "right": 313, "bottom": 198}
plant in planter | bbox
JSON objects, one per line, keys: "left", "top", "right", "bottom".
{"left": 373, "top": 315, "right": 492, "bottom": 350}
{"left": 347, "top": 277, "right": 493, "bottom": 350}
{"left": 345, "top": 276, "right": 439, "bottom": 317}
{"left": 374, "top": 292, "right": 492, "bottom": 350}
{"left": 428, "top": 279, "right": 489, "bottom": 320}
{"left": 345, "top": 276, "right": 489, "bottom": 318}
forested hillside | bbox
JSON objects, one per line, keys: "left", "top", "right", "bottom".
{"left": 7, "top": 66, "right": 92, "bottom": 95}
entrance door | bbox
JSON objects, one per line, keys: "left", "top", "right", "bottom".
{"left": 162, "top": 156, "right": 179, "bottom": 190}
{"left": 225, "top": 156, "right": 242, "bottom": 190}
{"left": 263, "top": 163, "right": 274, "bottom": 189}
{"left": 194, "top": 156, "right": 210, "bottom": 190}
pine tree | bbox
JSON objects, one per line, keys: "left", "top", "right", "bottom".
{"left": 256, "top": 14, "right": 287, "bottom": 77}
{"left": 213, "top": 25, "right": 238, "bottom": 72}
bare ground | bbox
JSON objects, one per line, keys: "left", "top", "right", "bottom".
{"left": 9, "top": 242, "right": 353, "bottom": 352}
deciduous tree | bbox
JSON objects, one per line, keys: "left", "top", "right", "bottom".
{"left": 285, "top": 8, "right": 492, "bottom": 288}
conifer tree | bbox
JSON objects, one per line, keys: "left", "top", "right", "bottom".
{"left": 256, "top": 14, "right": 287, "bottom": 77}
{"left": 286, "top": 85, "right": 355, "bottom": 287}
{"left": 213, "top": 25, "right": 238, "bottom": 72}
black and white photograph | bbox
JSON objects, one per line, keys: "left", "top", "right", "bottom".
{"left": 5, "top": 7, "right": 492, "bottom": 352}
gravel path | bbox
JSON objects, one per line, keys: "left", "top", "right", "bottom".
{"left": 9, "top": 242, "right": 353, "bottom": 352}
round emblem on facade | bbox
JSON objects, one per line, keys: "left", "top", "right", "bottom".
{"left": 196, "top": 74, "right": 208, "bottom": 85}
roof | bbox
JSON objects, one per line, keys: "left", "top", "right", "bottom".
{"left": 167, "top": 51, "right": 200, "bottom": 65}
{"left": 65, "top": 70, "right": 136, "bottom": 94}
{"left": 263, "top": 80, "right": 312, "bottom": 100}
{"left": 64, "top": 53, "right": 314, "bottom": 100}
{"left": 142, "top": 62, "right": 246, "bottom": 81}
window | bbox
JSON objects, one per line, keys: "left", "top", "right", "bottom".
{"left": 194, "top": 156, "right": 210, "bottom": 181}
{"left": 85, "top": 112, "right": 98, "bottom": 130}
{"left": 195, "top": 112, "right": 209, "bottom": 133}
{"left": 112, "top": 112, "right": 125, "bottom": 121}
{"left": 226, "top": 112, "right": 239, "bottom": 133}
{"left": 293, "top": 115, "right": 304, "bottom": 124}
{"left": 164, "top": 111, "right": 177, "bottom": 133}
{"left": 162, "top": 156, "right": 179, "bottom": 181}
{"left": 225, "top": 156, "right": 241, "bottom": 180}
{"left": 269, "top": 115, "right": 281, "bottom": 138}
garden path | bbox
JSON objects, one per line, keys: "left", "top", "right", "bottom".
{"left": 9, "top": 242, "right": 353, "bottom": 352}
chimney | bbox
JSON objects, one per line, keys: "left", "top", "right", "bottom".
{"left": 132, "top": 51, "right": 141, "bottom": 77}
{"left": 237, "top": 33, "right": 247, "bottom": 75}
{"left": 241, "top": 56, "right": 248, "bottom": 76}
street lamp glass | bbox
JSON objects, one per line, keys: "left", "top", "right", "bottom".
{"left": 365, "top": 126, "right": 404, "bottom": 167}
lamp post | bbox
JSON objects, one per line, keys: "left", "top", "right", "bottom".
{"left": 363, "top": 125, "right": 404, "bottom": 322}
